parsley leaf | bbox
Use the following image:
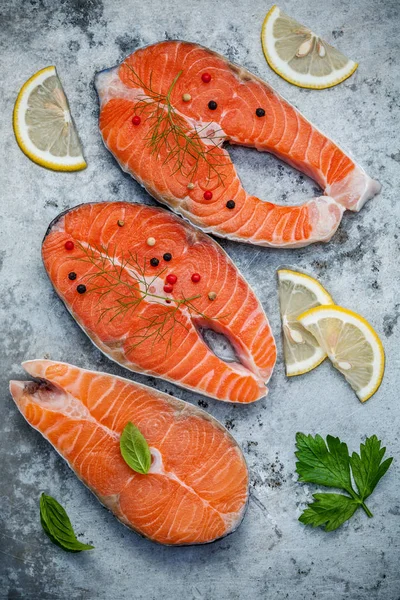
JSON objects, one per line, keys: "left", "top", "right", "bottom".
{"left": 295, "top": 433, "right": 353, "bottom": 493}
{"left": 299, "top": 493, "right": 359, "bottom": 532}
{"left": 295, "top": 433, "right": 393, "bottom": 531}
{"left": 350, "top": 435, "right": 393, "bottom": 500}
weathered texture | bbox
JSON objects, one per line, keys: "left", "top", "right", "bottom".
{"left": 1, "top": 0, "right": 399, "bottom": 598}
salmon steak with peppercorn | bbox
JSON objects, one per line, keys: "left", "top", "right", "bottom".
{"left": 42, "top": 202, "right": 276, "bottom": 403}
{"left": 10, "top": 360, "right": 249, "bottom": 545}
{"left": 94, "top": 40, "right": 380, "bottom": 248}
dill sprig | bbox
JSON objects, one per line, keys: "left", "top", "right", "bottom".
{"left": 124, "top": 63, "right": 229, "bottom": 186}
{"left": 76, "top": 242, "right": 224, "bottom": 355}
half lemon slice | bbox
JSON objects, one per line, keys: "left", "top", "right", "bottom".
{"left": 261, "top": 5, "right": 358, "bottom": 89}
{"left": 278, "top": 269, "right": 334, "bottom": 376}
{"left": 13, "top": 66, "right": 86, "bottom": 171}
{"left": 298, "top": 306, "right": 384, "bottom": 402}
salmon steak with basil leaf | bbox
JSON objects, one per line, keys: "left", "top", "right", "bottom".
{"left": 94, "top": 40, "right": 380, "bottom": 248}
{"left": 10, "top": 360, "right": 249, "bottom": 545}
{"left": 42, "top": 202, "right": 276, "bottom": 403}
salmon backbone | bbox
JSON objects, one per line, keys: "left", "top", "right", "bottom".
{"left": 95, "top": 40, "right": 380, "bottom": 248}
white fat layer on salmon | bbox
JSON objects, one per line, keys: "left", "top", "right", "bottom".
{"left": 10, "top": 360, "right": 249, "bottom": 544}
{"left": 49, "top": 214, "right": 66, "bottom": 233}
{"left": 326, "top": 165, "right": 382, "bottom": 211}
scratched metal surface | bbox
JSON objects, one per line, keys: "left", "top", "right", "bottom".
{"left": 1, "top": 0, "right": 399, "bottom": 598}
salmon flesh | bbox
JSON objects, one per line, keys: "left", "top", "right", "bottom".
{"left": 42, "top": 202, "right": 276, "bottom": 403}
{"left": 95, "top": 40, "right": 380, "bottom": 248}
{"left": 10, "top": 360, "right": 249, "bottom": 545}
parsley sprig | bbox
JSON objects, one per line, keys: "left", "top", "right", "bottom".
{"left": 295, "top": 433, "right": 393, "bottom": 531}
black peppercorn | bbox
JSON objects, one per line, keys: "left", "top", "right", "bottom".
{"left": 163, "top": 253, "right": 172, "bottom": 262}
{"left": 226, "top": 200, "right": 235, "bottom": 209}
{"left": 208, "top": 100, "right": 218, "bottom": 110}
{"left": 150, "top": 257, "right": 160, "bottom": 267}
{"left": 77, "top": 284, "right": 86, "bottom": 294}
{"left": 256, "top": 108, "right": 265, "bottom": 117}
{"left": 68, "top": 272, "right": 77, "bottom": 280}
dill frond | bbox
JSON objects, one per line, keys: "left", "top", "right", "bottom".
{"left": 124, "top": 63, "right": 229, "bottom": 186}
{"left": 76, "top": 242, "right": 226, "bottom": 356}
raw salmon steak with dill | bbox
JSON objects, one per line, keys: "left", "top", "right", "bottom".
{"left": 42, "top": 202, "right": 276, "bottom": 403}
{"left": 94, "top": 41, "right": 380, "bottom": 248}
{"left": 10, "top": 360, "right": 249, "bottom": 545}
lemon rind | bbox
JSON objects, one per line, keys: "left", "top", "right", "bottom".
{"left": 298, "top": 305, "right": 385, "bottom": 402}
{"left": 278, "top": 269, "right": 334, "bottom": 377}
{"left": 277, "top": 269, "right": 334, "bottom": 305}
{"left": 261, "top": 5, "right": 358, "bottom": 90}
{"left": 286, "top": 352, "right": 326, "bottom": 377}
{"left": 13, "top": 66, "right": 87, "bottom": 172}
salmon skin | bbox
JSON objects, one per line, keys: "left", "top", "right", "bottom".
{"left": 95, "top": 40, "right": 380, "bottom": 248}
{"left": 10, "top": 360, "right": 249, "bottom": 545}
{"left": 42, "top": 202, "right": 276, "bottom": 403}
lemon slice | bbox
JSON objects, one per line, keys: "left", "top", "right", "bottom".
{"left": 278, "top": 269, "right": 334, "bottom": 376}
{"left": 13, "top": 66, "right": 86, "bottom": 171}
{"left": 298, "top": 306, "right": 384, "bottom": 402}
{"left": 261, "top": 5, "right": 358, "bottom": 89}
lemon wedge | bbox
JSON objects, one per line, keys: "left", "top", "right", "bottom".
{"left": 278, "top": 269, "right": 334, "bottom": 376}
{"left": 298, "top": 306, "right": 384, "bottom": 402}
{"left": 13, "top": 66, "right": 86, "bottom": 171}
{"left": 261, "top": 5, "right": 358, "bottom": 89}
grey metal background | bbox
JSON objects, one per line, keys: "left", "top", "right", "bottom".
{"left": 1, "top": 0, "right": 399, "bottom": 598}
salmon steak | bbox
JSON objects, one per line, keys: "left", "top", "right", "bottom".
{"left": 42, "top": 202, "right": 276, "bottom": 403}
{"left": 10, "top": 360, "right": 249, "bottom": 545}
{"left": 95, "top": 40, "right": 380, "bottom": 248}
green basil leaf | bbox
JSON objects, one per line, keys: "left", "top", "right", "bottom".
{"left": 120, "top": 421, "right": 151, "bottom": 474}
{"left": 40, "top": 493, "right": 94, "bottom": 553}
